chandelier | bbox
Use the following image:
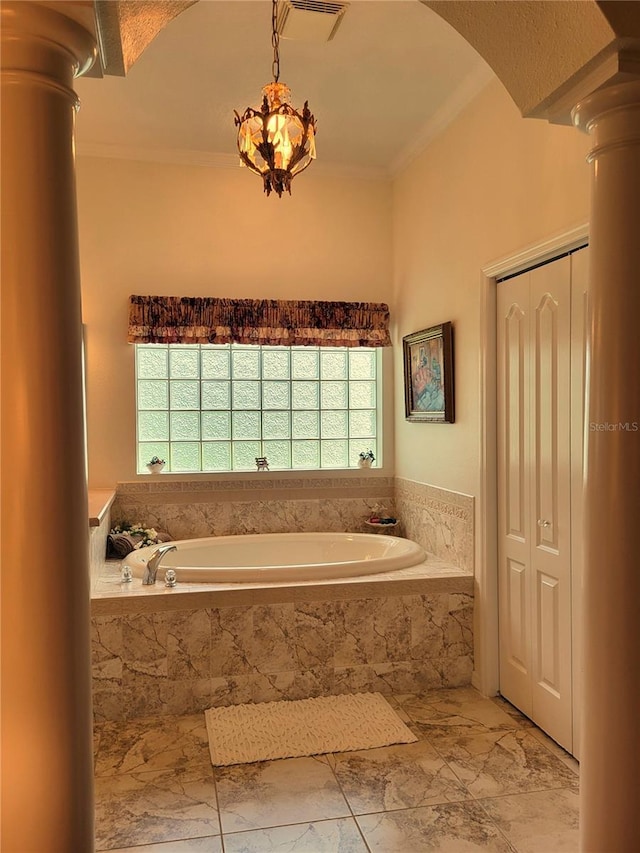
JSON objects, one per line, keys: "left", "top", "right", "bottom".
{"left": 234, "top": 0, "right": 317, "bottom": 197}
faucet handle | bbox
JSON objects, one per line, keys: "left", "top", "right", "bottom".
{"left": 165, "top": 569, "right": 177, "bottom": 588}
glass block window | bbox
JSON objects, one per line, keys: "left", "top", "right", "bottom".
{"left": 136, "top": 344, "right": 380, "bottom": 473}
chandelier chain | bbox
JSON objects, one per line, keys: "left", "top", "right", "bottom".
{"left": 271, "top": 0, "right": 280, "bottom": 82}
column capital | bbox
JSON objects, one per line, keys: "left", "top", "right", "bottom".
{"left": 571, "top": 79, "right": 640, "bottom": 161}
{"left": 1, "top": 1, "right": 96, "bottom": 87}
{"left": 573, "top": 78, "right": 640, "bottom": 130}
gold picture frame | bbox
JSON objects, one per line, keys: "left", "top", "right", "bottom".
{"left": 403, "top": 322, "right": 454, "bottom": 423}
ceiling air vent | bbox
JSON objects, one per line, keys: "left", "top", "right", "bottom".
{"left": 276, "top": 0, "right": 349, "bottom": 43}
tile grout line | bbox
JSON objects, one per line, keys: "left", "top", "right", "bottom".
{"left": 324, "top": 751, "right": 374, "bottom": 853}
{"left": 474, "top": 795, "right": 521, "bottom": 853}
{"left": 352, "top": 813, "right": 375, "bottom": 853}
{"left": 476, "top": 782, "right": 581, "bottom": 801}
{"left": 393, "top": 697, "right": 545, "bottom": 809}
{"left": 217, "top": 813, "right": 374, "bottom": 850}
{"left": 211, "top": 761, "right": 226, "bottom": 852}
{"left": 333, "top": 696, "right": 540, "bottom": 853}
{"left": 398, "top": 709, "right": 580, "bottom": 826}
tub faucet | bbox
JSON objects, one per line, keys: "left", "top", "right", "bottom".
{"left": 142, "top": 544, "right": 177, "bottom": 585}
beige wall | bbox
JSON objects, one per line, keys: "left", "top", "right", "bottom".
{"left": 78, "top": 80, "right": 591, "bottom": 498}
{"left": 392, "top": 79, "right": 591, "bottom": 498}
{"left": 77, "top": 158, "right": 392, "bottom": 486}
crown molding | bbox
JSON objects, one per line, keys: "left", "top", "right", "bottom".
{"left": 76, "top": 143, "right": 240, "bottom": 170}
{"left": 76, "top": 63, "right": 495, "bottom": 183}
{"left": 390, "top": 63, "right": 495, "bottom": 176}
{"left": 75, "top": 142, "right": 390, "bottom": 182}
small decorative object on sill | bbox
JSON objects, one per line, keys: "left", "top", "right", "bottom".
{"left": 255, "top": 456, "right": 270, "bottom": 471}
{"left": 366, "top": 503, "right": 397, "bottom": 528}
{"left": 146, "top": 455, "right": 166, "bottom": 474}
{"left": 365, "top": 515, "right": 398, "bottom": 534}
{"left": 358, "top": 449, "right": 375, "bottom": 469}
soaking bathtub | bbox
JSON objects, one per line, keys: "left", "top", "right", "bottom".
{"left": 124, "top": 531, "right": 426, "bottom": 584}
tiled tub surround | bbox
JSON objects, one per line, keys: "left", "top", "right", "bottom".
{"left": 93, "top": 475, "right": 474, "bottom": 722}
{"left": 395, "top": 478, "right": 474, "bottom": 572}
{"left": 111, "top": 475, "right": 396, "bottom": 541}
{"left": 91, "top": 561, "right": 473, "bottom": 722}
{"left": 110, "top": 476, "right": 475, "bottom": 569}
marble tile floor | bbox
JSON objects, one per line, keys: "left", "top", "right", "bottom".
{"left": 94, "top": 687, "right": 579, "bottom": 852}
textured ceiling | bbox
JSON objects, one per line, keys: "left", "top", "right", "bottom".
{"left": 426, "top": 0, "right": 640, "bottom": 120}
{"left": 75, "top": 0, "right": 492, "bottom": 175}
{"left": 91, "top": 0, "right": 198, "bottom": 76}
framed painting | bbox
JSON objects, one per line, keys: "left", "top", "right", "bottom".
{"left": 403, "top": 322, "right": 454, "bottom": 423}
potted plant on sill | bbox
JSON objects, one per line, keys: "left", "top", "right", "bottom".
{"left": 358, "top": 449, "right": 375, "bottom": 469}
{"left": 146, "top": 455, "right": 166, "bottom": 474}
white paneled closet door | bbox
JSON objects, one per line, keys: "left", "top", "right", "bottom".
{"left": 497, "top": 270, "right": 533, "bottom": 717}
{"left": 497, "top": 252, "right": 583, "bottom": 753}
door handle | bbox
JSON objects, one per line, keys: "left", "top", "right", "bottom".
{"left": 537, "top": 519, "right": 552, "bottom": 528}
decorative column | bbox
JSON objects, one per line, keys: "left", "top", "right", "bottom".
{"left": 1, "top": 3, "right": 97, "bottom": 851}
{"left": 573, "top": 79, "right": 640, "bottom": 851}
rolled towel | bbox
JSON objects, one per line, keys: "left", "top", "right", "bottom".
{"left": 107, "top": 533, "right": 137, "bottom": 558}
{"left": 107, "top": 529, "right": 173, "bottom": 559}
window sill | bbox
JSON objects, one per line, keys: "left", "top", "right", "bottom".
{"left": 116, "top": 470, "right": 395, "bottom": 497}
{"left": 129, "top": 467, "right": 391, "bottom": 483}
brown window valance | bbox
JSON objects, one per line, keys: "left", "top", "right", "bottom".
{"left": 128, "top": 296, "right": 391, "bottom": 348}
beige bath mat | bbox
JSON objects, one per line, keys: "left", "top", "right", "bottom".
{"left": 204, "top": 692, "right": 417, "bottom": 766}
